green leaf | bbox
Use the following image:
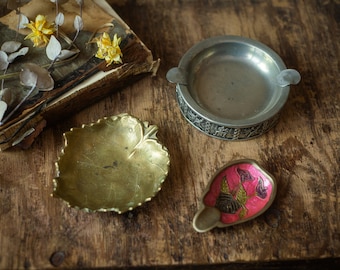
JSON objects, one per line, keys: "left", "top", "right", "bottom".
{"left": 236, "top": 184, "right": 248, "bottom": 206}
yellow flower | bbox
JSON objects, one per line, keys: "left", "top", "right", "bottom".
{"left": 95, "top": 32, "right": 123, "bottom": 66}
{"left": 24, "top": 15, "right": 55, "bottom": 47}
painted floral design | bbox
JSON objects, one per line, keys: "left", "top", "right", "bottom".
{"left": 237, "top": 167, "right": 255, "bottom": 182}
{"left": 203, "top": 163, "right": 273, "bottom": 224}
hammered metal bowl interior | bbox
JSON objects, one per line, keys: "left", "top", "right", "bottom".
{"left": 167, "top": 36, "right": 291, "bottom": 140}
{"left": 53, "top": 113, "right": 170, "bottom": 213}
{"left": 189, "top": 43, "right": 287, "bottom": 123}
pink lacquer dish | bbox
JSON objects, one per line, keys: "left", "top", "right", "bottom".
{"left": 193, "top": 159, "right": 277, "bottom": 233}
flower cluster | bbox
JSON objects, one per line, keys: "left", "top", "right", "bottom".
{"left": 24, "top": 14, "right": 55, "bottom": 47}
{"left": 94, "top": 32, "right": 123, "bottom": 66}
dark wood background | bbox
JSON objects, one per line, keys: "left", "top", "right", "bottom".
{"left": 0, "top": 0, "right": 339, "bottom": 269}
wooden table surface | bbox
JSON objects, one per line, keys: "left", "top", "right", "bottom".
{"left": 1, "top": 0, "right": 339, "bottom": 269}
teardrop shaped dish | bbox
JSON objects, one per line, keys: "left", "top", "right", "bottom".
{"left": 52, "top": 113, "right": 170, "bottom": 213}
{"left": 193, "top": 159, "right": 276, "bottom": 233}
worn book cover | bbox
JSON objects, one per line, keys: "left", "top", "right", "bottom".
{"left": 0, "top": 0, "right": 159, "bottom": 150}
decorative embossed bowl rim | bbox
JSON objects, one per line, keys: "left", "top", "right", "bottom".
{"left": 167, "top": 36, "right": 291, "bottom": 140}
{"left": 52, "top": 113, "right": 170, "bottom": 213}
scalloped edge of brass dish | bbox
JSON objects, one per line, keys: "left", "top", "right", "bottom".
{"left": 52, "top": 113, "right": 170, "bottom": 213}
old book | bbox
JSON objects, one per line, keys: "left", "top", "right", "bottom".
{"left": 0, "top": 0, "right": 159, "bottom": 150}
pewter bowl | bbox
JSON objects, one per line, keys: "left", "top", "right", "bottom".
{"left": 52, "top": 113, "right": 170, "bottom": 213}
{"left": 167, "top": 36, "right": 300, "bottom": 140}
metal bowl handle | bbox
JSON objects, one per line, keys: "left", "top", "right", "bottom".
{"left": 166, "top": 67, "right": 188, "bottom": 85}
{"left": 276, "top": 69, "right": 301, "bottom": 87}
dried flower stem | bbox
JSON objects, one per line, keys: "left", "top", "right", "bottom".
{"left": 0, "top": 80, "right": 37, "bottom": 126}
{"left": 15, "top": 10, "right": 21, "bottom": 41}
{"left": 1, "top": 69, "right": 7, "bottom": 91}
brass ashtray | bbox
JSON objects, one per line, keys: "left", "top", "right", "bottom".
{"left": 52, "top": 113, "right": 170, "bottom": 213}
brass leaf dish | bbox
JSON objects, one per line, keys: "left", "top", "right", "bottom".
{"left": 53, "top": 113, "right": 170, "bottom": 213}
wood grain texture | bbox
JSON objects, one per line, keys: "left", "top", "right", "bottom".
{"left": 0, "top": 0, "right": 339, "bottom": 268}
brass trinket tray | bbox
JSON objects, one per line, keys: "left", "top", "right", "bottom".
{"left": 53, "top": 113, "right": 170, "bottom": 213}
